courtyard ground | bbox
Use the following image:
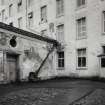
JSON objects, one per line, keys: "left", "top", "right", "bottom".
{"left": 0, "top": 79, "right": 105, "bottom": 105}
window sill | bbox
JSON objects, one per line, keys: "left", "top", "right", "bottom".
{"left": 76, "top": 36, "right": 87, "bottom": 40}
{"left": 76, "top": 67, "right": 87, "bottom": 70}
{"left": 57, "top": 67, "right": 65, "bottom": 70}
{"left": 102, "top": 32, "right": 105, "bottom": 35}
{"left": 76, "top": 5, "right": 86, "bottom": 11}
{"left": 56, "top": 14, "right": 64, "bottom": 18}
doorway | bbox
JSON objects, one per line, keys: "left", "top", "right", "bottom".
{"left": 7, "top": 54, "right": 19, "bottom": 82}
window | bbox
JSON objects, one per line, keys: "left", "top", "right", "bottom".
{"left": 77, "top": 48, "right": 86, "bottom": 68}
{"left": 1, "top": 9, "right": 5, "bottom": 22}
{"left": 102, "top": 46, "right": 105, "bottom": 54}
{"left": 103, "top": 11, "right": 105, "bottom": 33}
{"left": 101, "top": 57, "right": 105, "bottom": 68}
{"left": 77, "top": 0, "right": 85, "bottom": 7}
{"left": 41, "top": 30, "right": 47, "bottom": 36}
{"left": 41, "top": 6, "right": 47, "bottom": 22}
{"left": 28, "top": 12, "right": 33, "bottom": 27}
{"left": 18, "top": 17, "right": 22, "bottom": 28}
{"left": 57, "top": 51, "right": 64, "bottom": 69}
{"left": 9, "top": 4, "right": 13, "bottom": 17}
{"left": 77, "top": 17, "right": 86, "bottom": 39}
{"left": 56, "top": 0, "right": 64, "bottom": 17}
{"left": 17, "top": 0, "right": 22, "bottom": 12}
{"left": 57, "top": 24, "right": 64, "bottom": 43}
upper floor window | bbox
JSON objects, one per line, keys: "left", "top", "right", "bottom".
{"left": 77, "top": 48, "right": 86, "bottom": 68}
{"left": 17, "top": 0, "right": 22, "bottom": 12}
{"left": 28, "top": 12, "right": 33, "bottom": 27}
{"left": 41, "top": 6, "right": 47, "bottom": 22}
{"left": 77, "top": 17, "right": 86, "bottom": 39}
{"left": 56, "top": 0, "right": 64, "bottom": 17}
{"left": 77, "top": 0, "right": 85, "bottom": 7}
{"left": 57, "top": 51, "right": 65, "bottom": 69}
{"left": 9, "top": 4, "right": 13, "bottom": 17}
{"left": 18, "top": 17, "right": 22, "bottom": 28}
{"left": 57, "top": 24, "right": 64, "bottom": 43}
{"left": 103, "top": 11, "right": 105, "bottom": 33}
{"left": 1, "top": 9, "right": 5, "bottom": 22}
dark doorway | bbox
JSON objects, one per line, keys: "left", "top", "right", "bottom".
{"left": 7, "top": 54, "right": 19, "bottom": 82}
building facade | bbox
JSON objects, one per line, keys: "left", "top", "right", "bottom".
{"left": 0, "top": 0, "right": 105, "bottom": 82}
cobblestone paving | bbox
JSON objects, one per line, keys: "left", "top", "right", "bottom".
{"left": 71, "top": 89, "right": 105, "bottom": 105}
{"left": 0, "top": 88, "right": 71, "bottom": 105}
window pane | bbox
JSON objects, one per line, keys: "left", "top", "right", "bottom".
{"left": 101, "top": 58, "right": 105, "bottom": 68}
{"left": 77, "top": 49, "right": 86, "bottom": 68}
{"left": 78, "top": 57, "right": 81, "bottom": 67}
{"left": 58, "top": 52, "right": 64, "bottom": 58}
{"left": 57, "top": 51, "right": 64, "bottom": 68}
{"left": 82, "top": 57, "right": 86, "bottom": 67}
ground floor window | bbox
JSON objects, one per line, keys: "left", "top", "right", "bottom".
{"left": 77, "top": 48, "right": 86, "bottom": 68}
{"left": 101, "top": 57, "right": 105, "bottom": 68}
{"left": 57, "top": 51, "right": 64, "bottom": 69}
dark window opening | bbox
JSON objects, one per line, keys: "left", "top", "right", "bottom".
{"left": 57, "top": 51, "right": 64, "bottom": 69}
{"left": 101, "top": 57, "right": 105, "bottom": 68}
{"left": 102, "top": 46, "right": 105, "bottom": 54}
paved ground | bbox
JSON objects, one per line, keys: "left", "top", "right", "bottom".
{"left": 0, "top": 79, "right": 105, "bottom": 105}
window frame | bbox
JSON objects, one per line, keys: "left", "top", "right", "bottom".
{"left": 41, "top": 5, "right": 47, "bottom": 23}
{"left": 57, "top": 51, "right": 65, "bottom": 70}
{"left": 76, "top": 17, "right": 87, "bottom": 39}
{"left": 56, "top": 0, "right": 64, "bottom": 17}
{"left": 102, "top": 11, "right": 105, "bottom": 33}
{"left": 57, "top": 24, "right": 64, "bottom": 43}
{"left": 77, "top": 48, "right": 87, "bottom": 69}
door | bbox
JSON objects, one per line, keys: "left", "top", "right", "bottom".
{"left": 7, "top": 54, "right": 18, "bottom": 82}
